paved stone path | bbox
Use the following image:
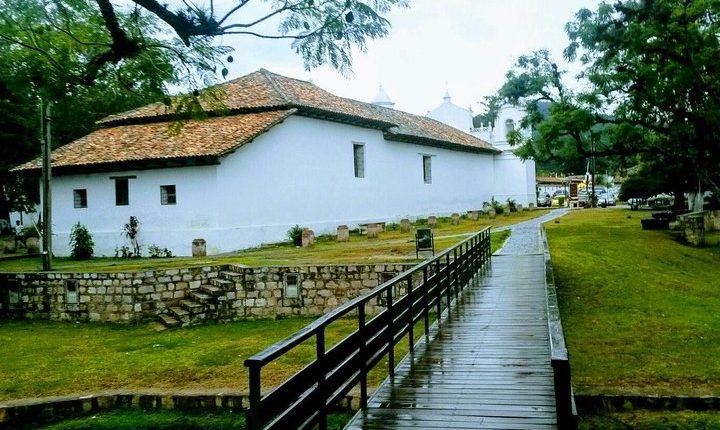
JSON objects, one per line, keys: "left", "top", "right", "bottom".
{"left": 494, "top": 209, "right": 569, "bottom": 255}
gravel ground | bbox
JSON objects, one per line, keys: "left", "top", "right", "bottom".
{"left": 494, "top": 208, "right": 569, "bottom": 255}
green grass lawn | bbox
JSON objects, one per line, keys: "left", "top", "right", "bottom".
{"left": 0, "top": 210, "right": 538, "bottom": 272}
{"left": 579, "top": 410, "right": 720, "bottom": 429}
{"left": 0, "top": 299, "right": 434, "bottom": 402}
{"left": 546, "top": 208, "right": 720, "bottom": 396}
{"left": 30, "top": 409, "right": 355, "bottom": 430}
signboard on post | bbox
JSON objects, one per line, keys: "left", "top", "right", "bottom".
{"left": 415, "top": 228, "right": 434, "bottom": 258}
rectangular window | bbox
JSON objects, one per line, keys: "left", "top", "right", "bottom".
{"left": 160, "top": 185, "right": 176, "bottom": 205}
{"left": 353, "top": 143, "right": 365, "bottom": 178}
{"left": 423, "top": 155, "right": 432, "bottom": 184}
{"left": 8, "top": 280, "right": 20, "bottom": 307}
{"left": 283, "top": 274, "right": 300, "bottom": 299}
{"left": 115, "top": 178, "right": 129, "bottom": 206}
{"left": 66, "top": 280, "right": 79, "bottom": 311}
{"left": 73, "top": 189, "right": 87, "bottom": 208}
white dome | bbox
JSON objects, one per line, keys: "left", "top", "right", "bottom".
{"left": 371, "top": 84, "right": 395, "bottom": 109}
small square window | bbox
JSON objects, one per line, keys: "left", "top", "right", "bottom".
{"left": 160, "top": 185, "right": 176, "bottom": 205}
{"left": 353, "top": 143, "right": 365, "bottom": 178}
{"left": 73, "top": 189, "right": 87, "bottom": 208}
{"left": 423, "top": 155, "right": 432, "bottom": 184}
{"left": 283, "top": 274, "right": 300, "bottom": 299}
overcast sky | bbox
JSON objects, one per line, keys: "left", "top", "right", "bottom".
{"left": 212, "top": 1, "right": 602, "bottom": 115}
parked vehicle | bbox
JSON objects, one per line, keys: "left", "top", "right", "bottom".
{"left": 537, "top": 194, "right": 552, "bottom": 207}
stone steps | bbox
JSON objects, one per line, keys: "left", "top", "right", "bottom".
{"left": 158, "top": 313, "right": 180, "bottom": 328}
{"left": 220, "top": 270, "right": 243, "bottom": 281}
{"left": 210, "top": 278, "right": 234, "bottom": 289}
{"left": 157, "top": 265, "right": 241, "bottom": 329}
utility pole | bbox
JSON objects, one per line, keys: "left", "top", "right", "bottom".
{"left": 41, "top": 101, "right": 53, "bottom": 271}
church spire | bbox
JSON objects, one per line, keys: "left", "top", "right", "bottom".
{"left": 371, "top": 84, "right": 395, "bottom": 109}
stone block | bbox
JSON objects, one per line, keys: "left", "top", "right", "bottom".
{"left": 3, "top": 239, "right": 16, "bottom": 254}
{"left": 367, "top": 223, "right": 380, "bottom": 239}
{"left": 468, "top": 211, "right": 480, "bottom": 221}
{"left": 192, "top": 239, "right": 207, "bottom": 257}
{"left": 400, "top": 219, "right": 411, "bottom": 233}
{"left": 517, "top": 204, "right": 524, "bottom": 211}
{"left": 301, "top": 229, "right": 315, "bottom": 247}
{"left": 337, "top": 225, "right": 349, "bottom": 242}
{"left": 428, "top": 216, "right": 437, "bottom": 227}
{"left": 451, "top": 213, "right": 460, "bottom": 225}
{"left": 488, "top": 208, "right": 496, "bottom": 219}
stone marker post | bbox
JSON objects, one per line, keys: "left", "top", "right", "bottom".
{"left": 451, "top": 213, "right": 460, "bottom": 225}
{"left": 400, "top": 219, "right": 411, "bottom": 233}
{"left": 428, "top": 216, "right": 437, "bottom": 228}
{"left": 488, "top": 208, "right": 496, "bottom": 219}
{"left": 192, "top": 239, "right": 207, "bottom": 257}
{"left": 337, "top": 225, "right": 349, "bottom": 242}
{"left": 367, "top": 223, "right": 380, "bottom": 239}
{"left": 469, "top": 211, "right": 480, "bottom": 221}
{"left": 302, "top": 229, "right": 315, "bottom": 247}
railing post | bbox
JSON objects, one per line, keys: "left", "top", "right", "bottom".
{"left": 386, "top": 286, "right": 395, "bottom": 379}
{"left": 422, "top": 266, "right": 430, "bottom": 337}
{"left": 453, "top": 248, "right": 459, "bottom": 296}
{"left": 316, "top": 329, "right": 327, "bottom": 430}
{"left": 358, "top": 302, "right": 368, "bottom": 409}
{"left": 435, "top": 259, "right": 442, "bottom": 322}
{"left": 247, "top": 365, "right": 261, "bottom": 430}
{"left": 407, "top": 276, "right": 414, "bottom": 353}
{"left": 445, "top": 254, "right": 452, "bottom": 312}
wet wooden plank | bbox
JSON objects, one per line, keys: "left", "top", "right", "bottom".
{"left": 345, "top": 255, "right": 557, "bottom": 429}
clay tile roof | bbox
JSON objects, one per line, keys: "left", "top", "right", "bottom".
{"left": 13, "top": 110, "right": 295, "bottom": 172}
{"left": 98, "top": 69, "right": 498, "bottom": 154}
{"left": 15, "top": 69, "right": 498, "bottom": 173}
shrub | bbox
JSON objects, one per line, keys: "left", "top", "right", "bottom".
{"left": 287, "top": 225, "right": 304, "bottom": 246}
{"left": 69, "top": 222, "right": 94, "bottom": 260}
{"left": 506, "top": 198, "right": 517, "bottom": 212}
{"left": 558, "top": 196, "right": 566, "bottom": 206}
{"left": 148, "top": 244, "right": 173, "bottom": 258}
{"left": 122, "top": 216, "right": 141, "bottom": 257}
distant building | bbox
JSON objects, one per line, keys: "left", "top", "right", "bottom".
{"left": 15, "top": 70, "right": 513, "bottom": 256}
{"left": 426, "top": 95, "right": 536, "bottom": 206}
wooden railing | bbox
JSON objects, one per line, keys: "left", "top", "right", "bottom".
{"left": 541, "top": 227, "right": 578, "bottom": 429}
{"left": 244, "top": 227, "right": 492, "bottom": 430}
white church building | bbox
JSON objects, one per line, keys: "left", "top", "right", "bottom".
{"left": 14, "top": 69, "right": 535, "bottom": 256}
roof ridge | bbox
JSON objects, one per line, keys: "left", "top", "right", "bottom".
{"left": 259, "top": 69, "right": 294, "bottom": 105}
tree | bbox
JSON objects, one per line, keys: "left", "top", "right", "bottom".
{"left": 0, "top": 0, "right": 188, "bottom": 218}
{"left": 492, "top": 1, "right": 720, "bottom": 209}
{"left": 0, "top": 0, "right": 407, "bottom": 85}
{"left": 566, "top": 0, "right": 720, "bottom": 207}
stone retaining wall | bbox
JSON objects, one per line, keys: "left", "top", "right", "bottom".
{"left": 0, "top": 263, "right": 416, "bottom": 323}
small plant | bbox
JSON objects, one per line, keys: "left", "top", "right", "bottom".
{"left": 287, "top": 225, "right": 304, "bottom": 246}
{"left": 20, "top": 225, "right": 40, "bottom": 239}
{"left": 558, "top": 196, "right": 566, "bottom": 206}
{"left": 506, "top": 198, "right": 517, "bottom": 213}
{"left": 415, "top": 218, "right": 428, "bottom": 226}
{"left": 122, "top": 216, "right": 141, "bottom": 257}
{"left": 148, "top": 244, "right": 173, "bottom": 258}
{"left": 69, "top": 222, "right": 94, "bottom": 260}
{"left": 115, "top": 245, "right": 131, "bottom": 258}
{"left": 385, "top": 222, "right": 399, "bottom": 231}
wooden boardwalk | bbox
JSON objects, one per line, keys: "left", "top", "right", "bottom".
{"left": 345, "top": 254, "right": 556, "bottom": 429}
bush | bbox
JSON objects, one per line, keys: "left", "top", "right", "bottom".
{"left": 69, "top": 222, "right": 94, "bottom": 260}
{"left": 148, "top": 244, "right": 173, "bottom": 258}
{"left": 558, "top": 196, "right": 566, "bottom": 206}
{"left": 122, "top": 216, "right": 141, "bottom": 257}
{"left": 287, "top": 225, "right": 304, "bottom": 246}
{"left": 506, "top": 198, "right": 517, "bottom": 212}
